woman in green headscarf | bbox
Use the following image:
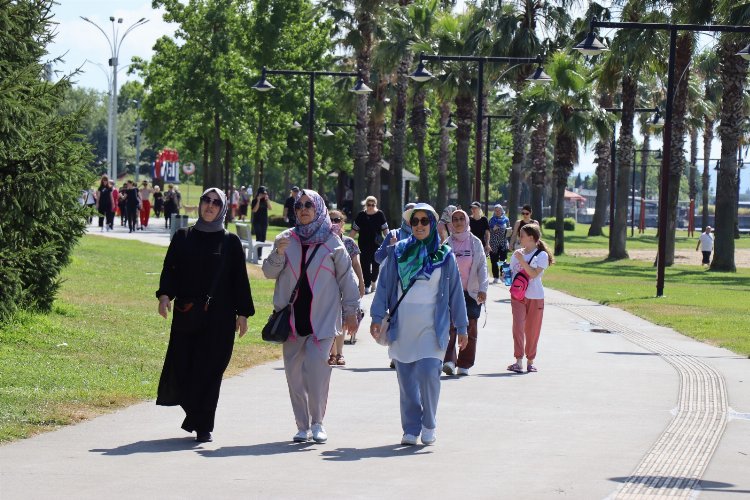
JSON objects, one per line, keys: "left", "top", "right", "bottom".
{"left": 370, "top": 203, "right": 468, "bottom": 446}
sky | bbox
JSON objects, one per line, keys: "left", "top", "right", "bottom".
{"left": 46, "top": 0, "right": 747, "bottom": 192}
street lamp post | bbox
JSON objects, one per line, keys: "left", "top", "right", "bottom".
{"left": 409, "top": 53, "right": 550, "bottom": 203}
{"left": 81, "top": 16, "right": 148, "bottom": 182}
{"left": 133, "top": 99, "right": 142, "bottom": 183}
{"left": 577, "top": 19, "right": 750, "bottom": 296}
{"left": 252, "top": 68, "right": 371, "bottom": 189}
{"left": 484, "top": 115, "right": 512, "bottom": 212}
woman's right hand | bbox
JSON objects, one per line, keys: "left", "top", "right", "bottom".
{"left": 370, "top": 322, "right": 381, "bottom": 340}
{"left": 158, "top": 295, "right": 171, "bottom": 319}
{"left": 276, "top": 236, "right": 290, "bottom": 255}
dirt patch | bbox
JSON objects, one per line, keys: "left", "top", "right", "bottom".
{"left": 567, "top": 248, "right": 750, "bottom": 267}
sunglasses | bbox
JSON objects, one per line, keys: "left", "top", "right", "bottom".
{"left": 451, "top": 216, "right": 466, "bottom": 223}
{"left": 331, "top": 217, "right": 343, "bottom": 224}
{"left": 200, "top": 195, "right": 223, "bottom": 208}
{"left": 366, "top": 203, "right": 376, "bottom": 207}
{"left": 294, "top": 201, "right": 315, "bottom": 210}
{"left": 522, "top": 211, "right": 530, "bottom": 216}
{"left": 410, "top": 216, "right": 431, "bottom": 227}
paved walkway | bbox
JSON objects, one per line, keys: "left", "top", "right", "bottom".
{"left": 1, "top": 225, "right": 749, "bottom": 499}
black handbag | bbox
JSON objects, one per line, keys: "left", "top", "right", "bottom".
{"left": 171, "top": 229, "right": 228, "bottom": 333}
{"left": 262, "top": 244, "right": 321, "bottom": 343}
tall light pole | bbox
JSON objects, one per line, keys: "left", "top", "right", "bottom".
{"left": 252, "top": 68, "right": 372, "bottom": 189}
{"left": 577, "top": 21, "right": 750, "bottom": 296}
{"left": 409, "top": 54, "right": 550, "bottom": 204}
{"left": 484, "top": 115, "right": 512, "bottom": 212}
{"left": 133, "top": 99, "right": 142, "bottom": 183}
{"left": 84, "top": 59, "right": 113, "bottom": 174}
{"left": 81, "top": 15, "right": 149, "bottom": 181}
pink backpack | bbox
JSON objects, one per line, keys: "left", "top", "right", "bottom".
{"left": 510, "top": 249, "right": 541, "bottom": 301}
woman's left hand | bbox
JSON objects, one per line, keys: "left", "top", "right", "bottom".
{"left": 457, "top": 334, "right": 469, "bottom": 350}
{"left": 476, "top": 292, "right": 486, "bottom": 304}
{"left": 343, "top": 314, "right": 359, "bottom": 335}
{"left": 236, "top": 316, "right": 248, "bottom": 337}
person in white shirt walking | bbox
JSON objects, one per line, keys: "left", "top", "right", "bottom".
{"left": 696, "top": 226, "right": 714, "bottom": 266}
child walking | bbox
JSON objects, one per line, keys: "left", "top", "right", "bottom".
{"left": 507, "top": 223, "right": 553, "bottom": 374}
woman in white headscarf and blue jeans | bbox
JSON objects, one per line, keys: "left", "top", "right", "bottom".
{"left": 263, "top": 189, "right": 360, "bottom": 444}
{"left": 370, "top": 203, "right": 468, "bottom": 446}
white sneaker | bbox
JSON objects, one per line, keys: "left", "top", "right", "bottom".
{"left": 311, "top": 423, "right": 327, "bottom": 443}
{"left": 292, "top": 430, "right": 311, "bottom": 442}
{"left": 457, "top": 367, "right": 470, "bottom": 376}
{"left": 421, "top": 427, "right": 436, "bottom": 445}
{"left": 442, "top": 361, "right": 455, "bottom": 376}
{"left": 365, "top": 286, "right": 371, "bottom": 294}
{"left": 492, "top": 277, "right": 500, "bottom": 284}
{"left": 401, "top": 434, "right": 418, "bottom": 445}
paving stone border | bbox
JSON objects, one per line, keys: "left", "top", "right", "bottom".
{"left": 552, "top": 302, "right": 728, "bottom": 499}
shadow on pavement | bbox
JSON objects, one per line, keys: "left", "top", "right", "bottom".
{"left": 609, "top": 476, "right": 742, "bottom": 492}
{"left": 599, "top": 351, "right": 658, "bottom": 356}
{"left": 320, "top": 444, "right": 432, "bottom": 461}
{"left": 197, "top": 441, "right": 317, "bottom": 457}
{"left": 345, "top": 367, "right": 397, "bottom": 373}
{"left": 90, "top": 437, "right": 199, "bottom": 455}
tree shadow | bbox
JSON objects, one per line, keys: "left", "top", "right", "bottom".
{"left": 320, "top": 443, "right": 432, "bottom": 461}
{"left": 90, "top": 437, "right": 199, "bottom": 455}
{"left": 598, "top": 351, "right": 658, "bottom": 356}
{"left": 346, "top": 367, "right": 398, "bottom": 373}
{"left": 475, "top": 372, "right": 524, "bottom": 378}
{"left": 197, "top": 441, "right": 317, "bottom": 457}
{"left": 609, "top": 476, "right": 744, "bottom": 493}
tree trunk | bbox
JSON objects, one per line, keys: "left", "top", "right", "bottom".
{"left": 610, "top": 74, "right": 636, "bottom": 260}
{"left": 437, "top": 101, "right": 450, "bottom": 209}
{"left": 529, "top": 115, "right": 548, "bottom": 220}
{"left": 639, "top": 132, "right": 651, "bottom": 233}
{"left": 688, "top": 127, "right": 698, "bottom": 236}
{"left": 366, "top": 77, "right": 387, "bottom": 201}
{"left": 410, "top": 84, "right": 428, "bottom": 203}
{"left": 664, "top": 32, "right": 693, "bottom": 266}
{"left": 702, "top": 116, "right": 713, "bottom": 231}
{"left": 455, "top": 91, "right": 474, "bottom": 209}
{"left": 589, "top": 93, "right": 614, "bottom": 236}
{"left": 353, "top": 8, "right": 372, "bottom": 213}
{"left": 202, "top": 135, "right": 209, "bottom": 192}
{"left": 224, "top": 139, "right": 233, "bottom": 223}
{"left": 509, "top": 98, "right": 527, "bottom": 224}
{"left": 553, "top": 133, "right": 576, "bottom": 256}
{"left": 712, "top": 36, "right": 746, "bottom": 272}
{"left": 253, "top": 101, "right": 263, "bottom": 190}
{"left": 210, "top": 112, "right": 223, "bottom": 190}
{"left": 389, "top": 51, "right": 411, "bottom": 228}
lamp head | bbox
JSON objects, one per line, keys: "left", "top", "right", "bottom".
{"left": 650, "top": 110, "right": 664, "bottom": 129}
{"left": 109, "top": 16, "right": 115, "bottom": 22}
{"left": 574, "top": 32, "right": 608, "bottom": 56}
{"left": 292, "top": 120, "right": 302, "bottom": 129}
{"left": 251, "top": 68, "right": 274, "bottom": 92}
{"left": 444, "top": 116, "right": 458, "bottom": 130}
{"left": 736, "top": 43, "right": 750, "bottom": 61}
{"left": 349, "top": 77, "right": 373, "bottom": 94}
{"left": 526, "top": 64, "right": 552, "bottom": 83}
{"left": 323, "top": 128, "right": 335, "bottom": 137}
{"left": 409, "top": 61, "right": 434, "bottom": 83}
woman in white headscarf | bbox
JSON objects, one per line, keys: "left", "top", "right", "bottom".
{"left": 263, "top": 189, "right": 360, "bottom": 444}
{"left": 156, "top": 188, "right": 254, "bottom": 443}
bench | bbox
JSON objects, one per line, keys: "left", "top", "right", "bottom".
{"left": 235, "top": 222, "right": 273, "bottom": 264}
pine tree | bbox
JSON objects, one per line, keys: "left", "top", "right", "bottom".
{"left": 0, "top": 0, "right": 93, "bottom": 321}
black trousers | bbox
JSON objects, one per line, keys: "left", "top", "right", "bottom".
{"left": 489, "top": 247, "right": 508, "bottom": 279}
{"left": 253, "top": 223, "right": 268, "bottom": 258}
{"left": 360, "top": 247, "right": 379, "bottom": 287}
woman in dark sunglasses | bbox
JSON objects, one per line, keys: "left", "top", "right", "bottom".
{"left": 370, "top": 203, "right": 468, "bottom": 446}
{"left": 263, "top": 190, "right": 360, "bottom": 444}
{"left": 509, "top": 204, "right": 538, "bottom": 250}
{"left": 156, "top": 188, "right": 255, "bottom": 443}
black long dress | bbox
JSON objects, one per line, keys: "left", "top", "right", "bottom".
{"left": 155, "top": 227, "right": 254, "bottom": 434}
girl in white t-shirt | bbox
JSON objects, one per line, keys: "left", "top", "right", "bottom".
{"left": 507, "top": 223, "right": 554, "bottom": 374}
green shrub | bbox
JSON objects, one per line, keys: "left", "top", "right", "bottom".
{"left": 542, "top": 217, "right": 576, "bottom": 231}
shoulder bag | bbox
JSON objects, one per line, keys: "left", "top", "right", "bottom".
{"left": 374, "top": 278, "right": 416, "bottom": 346}
{"left": 509, "top": 248, "right": 542, "bottom": 301}
{"left": 262, "top": 244, "right": 321, "bottom": 343}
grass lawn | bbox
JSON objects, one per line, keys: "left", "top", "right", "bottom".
{"left": 0, "top": 235, "right": 279, "bottom": 442}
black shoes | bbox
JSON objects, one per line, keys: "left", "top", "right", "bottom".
{"left": 196, "top": 431, "right": 212, "bottom": 443}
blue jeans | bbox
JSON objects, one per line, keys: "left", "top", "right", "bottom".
{"left": 394, "top": 358, "right": 442, "bottom": 435}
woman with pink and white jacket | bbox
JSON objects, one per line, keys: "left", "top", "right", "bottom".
{"left": 262, "top": 189, "right": 360, "bottom": 445}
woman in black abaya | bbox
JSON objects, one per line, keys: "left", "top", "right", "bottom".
{"left": 156, "top": 188, "right": 254, "bottom": 443}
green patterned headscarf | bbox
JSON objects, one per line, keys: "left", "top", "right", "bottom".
{"left": 394, "top": 205, "right": 452, "bottom": 291}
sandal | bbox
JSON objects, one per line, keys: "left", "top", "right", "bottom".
{"left": 527, "top": 365, "right": 537, "bottom": 373}
{"left": 507, "top": 362, "right": 524, "bottom": 373}
{"left": 328, "top": 354, "right": 337, "bottom": 366}
{"left": 336, "top": 354, "right": 346, "bottom": 366}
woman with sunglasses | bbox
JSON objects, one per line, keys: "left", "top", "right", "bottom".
{"left": 442, "top": 209, "right": 488, "bottom": 376}
{"left": 509, "top": 204, "right": 539, "bottom": 250}
{"left": 349, "top": 196, "right": 388, "bottom": 294}
{"left": 156, "top": 188, "right": 254, "bottom": 443}
{"left": 370, "top": 203, "right": 468, "bottom": 446}
{"left": 263, "top": 190, "right": 360, "bottom": 444}
{"left": 329, "top": 210, "right": 365, "bottom": 363}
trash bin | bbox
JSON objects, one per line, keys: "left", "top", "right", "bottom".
{"left": 170, "top": 214, "right": 190, "bottom": 240}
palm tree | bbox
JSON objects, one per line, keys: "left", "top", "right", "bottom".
{"left": 529, "top": 114, "right": 549, "bottom": 219}
{"left": 523, "top": 52, "right": 611, "bottom": 255}
{"left": 694, "top": 49, "right": 721, "bottom": 232}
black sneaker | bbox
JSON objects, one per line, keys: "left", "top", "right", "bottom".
{"left": 196, "top": 431, "right": 212, "bottom": 443}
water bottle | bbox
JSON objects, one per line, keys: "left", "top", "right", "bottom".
{"left": 502, "top": 262, "right": 512, "bottom": 286}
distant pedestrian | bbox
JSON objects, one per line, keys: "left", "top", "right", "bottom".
{"left": 124, "top": 180, "right": 141, "bottom": 233}
{"left": 238, "top": 186, "right": 250, "bottom": 221}
{"left": 342, "top": 186, "right": 353, "bottom": 217}
{"left": 283, "top": 186, "right": 300, "bottom": 228}
{"left": 442, "top": 209, "right": 488, "bottom": 377}
{"left": 507, "top": 223, "right": 553, "bottom": 374}
{"left": 509, "top": 204, "right": 539, "bottom": 250}
{"left": 163, "top": 184, "right": 178, "bottom": 228}
{"left": 251, "top": 186, "right": 272, "bottom": 259}
{"left": 153, "top": 185, "right": 163, "bottom": 219}
{"left": 95, "top": 175, "right": 115, "bottom": 231}
{"left": 370, "top": 203, "right": 468, "bottom": 446}
{"left": 469, "top": 201, "right": 491, "bottom": 255}
{"left": 262, "top": 189, "right": 360, "bottom": 444}
{"left": 156, "top": 188, "right": 254, "bottom": 443}
{"left": 437, "top": 205, "right": 457, "bottom": 243}
{"left": 118, "top": 183, "right": 128, "bottom": 226}
{"left": 139, "top": 180, "right": 153, "bottom": 228}
{"left": 349, "top": 196, "right": 388, "bottom": 294}
{"left": 488, "top": 204, "right": 510, "bottom": 283}
{"left": 375, "top": 202, "right": 415, "bottom": 265}
{"left": 696, "top": 226, "right": 714, "bottom": 266}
